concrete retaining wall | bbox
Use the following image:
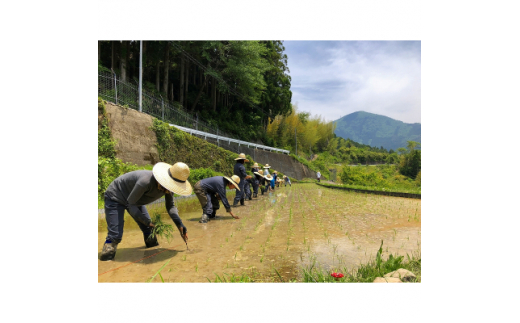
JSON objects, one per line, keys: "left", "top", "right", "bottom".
{"left": 193, "top": 134, "right": 316, "bottom": 180}
{"left": 102, "top": 102, "right": 316, "bottom": 180}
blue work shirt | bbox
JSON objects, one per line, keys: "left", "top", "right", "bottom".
{"left": 198, "top": 176, "right": 233, "bottom": 212}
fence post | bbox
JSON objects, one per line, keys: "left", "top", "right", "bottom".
{"left": 161, "top": 95, "right": 164, "bottom": 121}
{"left": 114, "top": 72, "right": 118, "bottom": 105}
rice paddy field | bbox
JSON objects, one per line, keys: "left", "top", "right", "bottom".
{"left": 98, "top": 183, "right": 421, "bottom": 282}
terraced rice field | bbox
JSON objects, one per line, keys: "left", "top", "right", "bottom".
{"left": 98, "top": 183, "right": 421, "bottom": 282}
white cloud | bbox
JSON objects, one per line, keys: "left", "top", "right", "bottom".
{"left": 283, "top": 41, "right": 421, "bottom": 123}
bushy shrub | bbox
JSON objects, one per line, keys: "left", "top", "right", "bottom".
{"left": 188, "top": 168, "right": 217, "bottom": 185}
{"left": 98, "top": 157, "right": 140, "bottom": 199}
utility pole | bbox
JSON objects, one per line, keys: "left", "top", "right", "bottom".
{"left": 139, "top": 40, "right": 143, "bottom": 112}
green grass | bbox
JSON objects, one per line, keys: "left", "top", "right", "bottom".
{"left": 201, "top": 241, "right": 420, "bottom": 283}
{"left": 318, "top": 182, "right": 421, "bottom": 195}
{"left": 301, "top": 241, "right": 421, "bottom": 283}
{"left": 339, "top": 164, "right": 420, "bottom": 194}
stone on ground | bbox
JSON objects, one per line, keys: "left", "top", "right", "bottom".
{"left": 383, "top": 268, "right": 416, "bottom": 282}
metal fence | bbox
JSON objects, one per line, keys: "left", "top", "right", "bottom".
{"left": 98, "top": 71, "right": 236, "bottom": 139}
{"left": 172, "top": 125, "right": 290, "bottom": 154}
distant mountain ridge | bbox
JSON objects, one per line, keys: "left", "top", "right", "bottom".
{"left": 334, "top": 111, "right": 421, "bottom": 151}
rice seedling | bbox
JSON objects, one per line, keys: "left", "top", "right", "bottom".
{"left": 149, "top": 212, "right": 175, "bottom": 243}
{"left": 146, "top": 259, "right": 171, "bottom": 283}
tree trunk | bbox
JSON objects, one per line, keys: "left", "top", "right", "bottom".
{"left": 98, "top": 41, "right": 101, "bottom": 62}
{"left": 163, "top": 44, "right": 169, "bottom": 96}
{"left": 191, "top": 74, "right": 207, "bottom": 112}
{"left": 212, "top": 78, "right": 217, "bottom": 111}
{"left": 179, "top": 56, "right": 184, "bottom": 106}
{"left": 120, "top": 41, "right": 127, "bottom": 82}
{"left": 111, "top": 41, "right": 115, "bottom": 70}
{"left": 155, "top": 61, "right": 160, "bottom": 92}
{"left": 185, "top": 61, "right": 190, "bottom": 107}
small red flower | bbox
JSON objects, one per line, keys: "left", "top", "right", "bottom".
{"left": 337, "top": 273, "right": 344, "bottom": 278}
{"left": 331, "top": 272, "right": 337, "bottom": 278}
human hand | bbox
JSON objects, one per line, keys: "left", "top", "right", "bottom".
{"left": 178, "top": 225, "right": 188, "bottom": 242}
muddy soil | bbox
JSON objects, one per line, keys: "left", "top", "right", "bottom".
{"left": 98, "top": 184, "right": 421, "bottom": 282}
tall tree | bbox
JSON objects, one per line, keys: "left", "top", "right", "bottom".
{"left": 260, "top": 41, "right": 293, "bottom": 121}
{"left": 163, "top": 43, "right": 169, "bottom": 96}
{"left": 120, "top": 41, "right": 128, "bottom": 82}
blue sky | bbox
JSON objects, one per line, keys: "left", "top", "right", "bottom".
{"left": 282, "top": 41, "right": 421, "bottom": 124}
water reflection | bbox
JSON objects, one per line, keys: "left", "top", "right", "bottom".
{"left": 99, "top": 184, "right": 421, "bottom": 282}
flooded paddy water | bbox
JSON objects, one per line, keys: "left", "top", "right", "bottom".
{"left": 98, "top": 183, "right": 421, "bottom": 282}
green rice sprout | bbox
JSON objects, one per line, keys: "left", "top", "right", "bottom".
{"left": 149, "top": 212, "right": 175, "bottom": 243}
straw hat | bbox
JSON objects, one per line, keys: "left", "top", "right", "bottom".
{"left": 254, "top": 170, "right": 263, "bottom": 176}
{"left": 263, "top": 164, "right": 271, "bottom": 168}
{"left": 224, "top": 175, "right": 241, "bottom": 191}
{"left": 253, "top": 163, "right": 259, "bottom": 168}
{"left": 273, "top": 171, "right": 278, "bottom": 174}
{"left": 283, "top": 175, "right": 287, "bottom": 178}
{"left": 152, "top": 162, "right": 192, "bottom": 196}
{"left": 264, "top": 174, "right": 273, "bottom": 180}
{"left": 234, "top": 153, "right": 249, "bottom": 162}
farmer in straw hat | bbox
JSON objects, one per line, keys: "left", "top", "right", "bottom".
{"left": 100, "top": 162, "right": 192, "bottom": 261}
{"left": 283, "top": 175, "right": 292, "bottom": 187}
{"left": 254, "top": 169, "right": 267, "bottom": 195}
{"left": 233, "top": 153, "right": 252, "bottom": 207}
{"left": 193, "top": 175, "right": 241, "bottom": 223}
{"left": 262, "top": 163, "right": 271, "bottom": 176}
{"left": 273, "top": 171, "right": 279, "bottom": 189}
{"left": 264, "top": 173, "right": 274, "bottom": 192}
{"left": 250, "top": 162, "right": 260, "bottom": 198}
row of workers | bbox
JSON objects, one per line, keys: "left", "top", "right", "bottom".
{"left": 99, "top": 153, "right": 291, "bottom": 261}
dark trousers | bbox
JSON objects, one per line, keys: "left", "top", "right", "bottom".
{"left": 104, "top": 195, "right": 152, "bottom": 243}
{"left": 244, "top": 179, "right": 252, "bottom": 199}
{"left": 233, "top": 178, "right": 246, "bottom": 203}
{"left": 252, "top": 179, "right": 259, "bottom": 194}
{"left": 194, "top": 182, "right": 220, "bottom": 216}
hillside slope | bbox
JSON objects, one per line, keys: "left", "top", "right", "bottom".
{"left": 334, "top": 111, "right": 421, "bottom": 151}
{"left": 102, "top": 101, "right": 316, "bottom": 180}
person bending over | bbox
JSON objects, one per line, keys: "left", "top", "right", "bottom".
{"left": 100, "top": 162, "right": 191, "bottom": 261}
{"left": 194, "top": 175, "right": 241, "bottom": 223}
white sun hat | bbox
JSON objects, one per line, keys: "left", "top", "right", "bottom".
{"left": 152, "top": 162, "right": 193, "bottom": 196}
{"left": 224, "top": 175, "right": 241, "bottom": 190}
{"left": 234, "top": 153, "right": 249, "bottom": 162}
{"left": 254, "top": 169, "right": 263, "bottom": 176}
{"left": 264, "top": 174, "right": 273, "bottom": 180}
{"left": 263, "top": 164, "right": 271, "bottom": 168}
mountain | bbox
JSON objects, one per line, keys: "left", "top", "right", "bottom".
{"left": 334, "top": 111, "right": 421, "bottom": 151}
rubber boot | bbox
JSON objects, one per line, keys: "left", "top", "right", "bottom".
{"left": 208, "top": 210, "right": 217, "bottom": 219}
{"left": 248, "top": 195, "right": 252, "bottom": 201}
{"left": 240, "top": 199, "right": 245, "bottom": 206}
{"left": 145, "top": 234, "right": 159, "bottom": 248}
{"left": 199, "top": 213, "right": 209, "bottom": 223}
{"left": 253, "top": 193, "right": 257, "bottom": 198}
{"left": 232, "top": 201, "right": 239, "bottom": 207}
{"left": 100, "top": 241, "right": 118, "bottom": 261}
